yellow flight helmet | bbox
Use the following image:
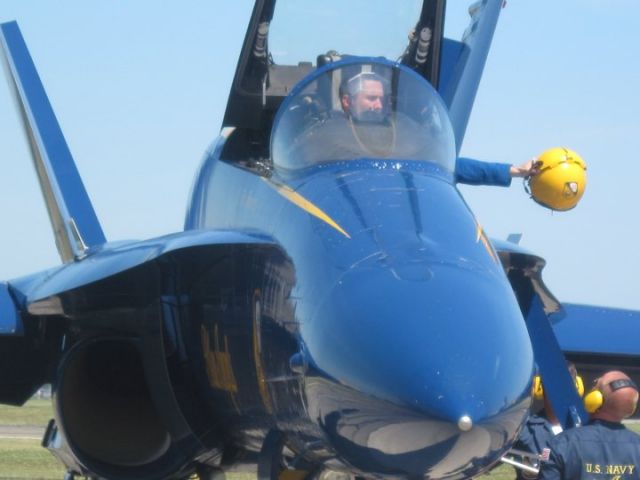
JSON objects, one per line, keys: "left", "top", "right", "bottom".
{"left": 527, "top": 147, "right": 587, "bottom": 211}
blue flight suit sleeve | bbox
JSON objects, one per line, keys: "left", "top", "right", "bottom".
{"left": 511, "top": 415, "right": 556, "bottom": 480}
{"left": 513, "top": 415, "right": 555, "bottom": 455}
{"left": 537, "top": 442, "right": 565, "bottom": 480}
{"left": 455, "top": 157, "right": 512, "bottom": 186}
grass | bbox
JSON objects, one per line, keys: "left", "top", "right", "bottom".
{"left": 0, "top": 399, "right": 62, "bottom": 479}
{"left": 0, "top": 399, "right": 54, "bottom": 426}
{"left": 478, "top": 464, "right": 516, "bottom": 479}
{"left": 0, "top": 439, "right": 65, "bottom": 479}
{"left": 0, "top": 400, "right": 638, "bottom": 480}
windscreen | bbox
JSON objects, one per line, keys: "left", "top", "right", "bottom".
{"left": 271, "top": 59, "right": 456, "bottom": 171}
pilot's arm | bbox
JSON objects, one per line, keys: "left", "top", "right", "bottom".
{"left": 455, "top": 158, "right": 538, "bottom": 186}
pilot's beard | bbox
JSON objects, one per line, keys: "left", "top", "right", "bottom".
{"left": 352, "top": 108, "right": 386, "bottom": 124}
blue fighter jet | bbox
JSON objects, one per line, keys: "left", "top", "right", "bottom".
{"left": 0, "top": 1, "right": 637, "bottom": 480}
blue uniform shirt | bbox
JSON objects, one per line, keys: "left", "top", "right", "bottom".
{"left": 455, "top": 157, "right": 512, "bottom": 186}
{"left": 511, "top": 413, "right": 558, "bottom": 479}
{"left": 538, "top": 419, "right": 640, "bottom": 480}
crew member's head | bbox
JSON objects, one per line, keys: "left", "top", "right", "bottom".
{"left": 533, "top": 361, "right": 583, "bottom": 425}
{"left": 340, "top": 71, "right": 388, "bottom": 123}
{"left": 587, "top": 370, "right": 639, "bottom": 422}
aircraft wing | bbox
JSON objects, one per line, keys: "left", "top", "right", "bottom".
{"left": 492, "top": 238, "right": 591, "bottom": 427}
{"left": 551, "top": 303, "right": 640, "bottom": 357}
{"left": 494, "top": 236, "right": 640, "bottom": 363}
{"left": 0, "top": 229, "right": 282, "bottom": 406}
{"left": 551, "top": 303, "right": 640, "bottom": 393}
{"left": 493, "top": 237, "right": 640, "bottom": 422}
{"left": 9, "top": 230, "right": 276, "bottom": 310}
{"left": 491, "top": 237, "right": 561, "bottom": 316}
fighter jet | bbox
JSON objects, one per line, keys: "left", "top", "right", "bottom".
{"left": 0, "top": 1, "right": 636, "bottom": 479}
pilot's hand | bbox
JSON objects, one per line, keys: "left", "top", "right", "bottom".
{"left": 510, "top": 159, "right": 540, "bottom": 178}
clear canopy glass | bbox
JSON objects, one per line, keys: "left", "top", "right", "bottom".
{"left": 268, "top": 1, "right": 424, "bottom": 65}
{"left": 271, "top": 59, "right": 456, "bottom": 172}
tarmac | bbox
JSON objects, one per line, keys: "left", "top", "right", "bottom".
{"left": 0, "top": 425, "right": 44, "bottom": 440}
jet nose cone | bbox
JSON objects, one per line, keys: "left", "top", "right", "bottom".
{"left": 303, "top": 261, "right": 533, "bottom": 477}
{"left": 306, "top": 375, "right": 530, "bottom": 479}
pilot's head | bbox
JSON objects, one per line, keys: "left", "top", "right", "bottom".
{"left": 340, "top": 71, "right": 388, "bottom": 123}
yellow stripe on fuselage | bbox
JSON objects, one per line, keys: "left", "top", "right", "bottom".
{"left": 476, "top": 223, "right": 498, "bottom": 264}
{"left": 264, "top": 179, "right": 350, "bottom": 238}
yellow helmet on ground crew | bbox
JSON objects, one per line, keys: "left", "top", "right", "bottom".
{"left": 527, "top": 147, "right": 587, "bottom": 211}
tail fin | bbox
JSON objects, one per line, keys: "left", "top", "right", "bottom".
{"left": 438, "top": 0, "right": 504, "bottom": 154}
{"left": 1, "top": 21, "right": 105, "bottom": 262}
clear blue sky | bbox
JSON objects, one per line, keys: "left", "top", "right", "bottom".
{"left": 1, "top": 2, "right": 639, "bottom": 310}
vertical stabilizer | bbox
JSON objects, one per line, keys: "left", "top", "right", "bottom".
{"left": 0, "top": 21, "right": 105, "bottom": 262}
{"left": 438, "top": 0, "right": 503, "bottom": 154}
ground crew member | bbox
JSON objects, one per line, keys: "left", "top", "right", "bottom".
{"left": 537, "top": 370, "right": 640, "bottom": 480}
{"left": 510, "top": 362, "right": 582, "bottom": 479}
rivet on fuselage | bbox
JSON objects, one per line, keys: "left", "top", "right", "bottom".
{"left": 457, "top": 415, "right": 473, "bottom": 432}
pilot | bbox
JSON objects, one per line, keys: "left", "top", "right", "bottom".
{"left": 339, "top": 71, "right": 388, "bottom": 124}
{"left": 510, "top": 362, "right": 582, "bottom": 479}
{"left": 337, "top": 70, "right": 400, "bottom": 159}
{"left": 339, "top": 71, "right": 539, "bottom": 184}
{"left": 288, "top": 70, "right": 396, "bottom": 164}
{"left": 537, "top": 370, "right": 640, "bottom": 480}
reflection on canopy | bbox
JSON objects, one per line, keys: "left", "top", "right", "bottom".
{"left": 271, "top": 59, "right": 456, "bottom": 172}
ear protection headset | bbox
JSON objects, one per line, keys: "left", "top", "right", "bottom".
{"left": 533, "top": 374, "right": 585, "bottom": 401}
{"left": 583, "top": 378, "right": 639, "bottom": 414}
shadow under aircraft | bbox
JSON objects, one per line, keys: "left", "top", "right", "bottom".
{"left": 1, "top": 1, "right": 638, "bottom": 480}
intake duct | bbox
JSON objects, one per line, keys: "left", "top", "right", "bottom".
{"left": 55, "top": 338, "right": 171, "bottom": 468}
{"left": 48, "top": 321, "right": 209, "bottom": 479}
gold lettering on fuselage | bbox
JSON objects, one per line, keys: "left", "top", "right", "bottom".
{"left": 201, "top": 324, "right": 238, "bottom": 393}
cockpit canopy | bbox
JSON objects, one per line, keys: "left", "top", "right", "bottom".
{"left": 223, "top": 0, "right": 445, "bottom": 135}
{"left": 271, "top": 59, "right": 456, "bottom": 172}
